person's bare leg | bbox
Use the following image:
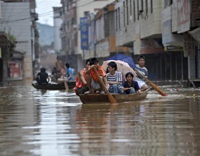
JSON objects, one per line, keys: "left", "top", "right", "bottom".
{"left": 64, "top": 81, "right": 69, "bottom": 92}
{"left": 86, "top": 76, "right": 94, "bottom": 93}
{"left": 141, "top": 84, "right": 148, "bottom": 91}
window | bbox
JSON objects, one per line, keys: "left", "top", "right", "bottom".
{"left": 118, "top": 8, "right": 121, "bottom": 29}
{"left": 126, "top": 0, "right": 129, "bottom": 25}
{"left": 123, "top": 1, "right": 126, "bottom": 26}
{"left": 137, "top": 0, "right": 139, "bottom": 20}
{"left": 164, "top": 0, "right": 173, "bottom": 8}
{"left": 130, "top": 0, "right": 132, "bottom": 16}
{"left": 150, "top": 0, "right": 153, "bottom": 13}
{"left": 133, "top": 0, "right": 136, "bottom": 21}
{"left": 146, "top": 0, "right": 148, "bottom": 15}
{"left": 84, "top": 11, "right": 90, "bottom": 17}
{"left": 115, "top": 10, "right": 118, "bottom": 31}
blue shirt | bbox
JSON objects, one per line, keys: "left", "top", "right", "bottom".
{"left": 66, "top": 67, "right": 74, "bottom": 81}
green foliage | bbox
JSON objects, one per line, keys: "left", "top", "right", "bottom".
{"left": 7, "top": 33, "right": 17, "bottom": 44}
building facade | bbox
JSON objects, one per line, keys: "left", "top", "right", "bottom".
{"left": 0, "top": 1, "right": 38, "bottom": 81}
{"left": 61, "top": 0, "right": 116, "bottom": 73}
{"left": 162, "top": 0, "right": 200, "bottom": 83}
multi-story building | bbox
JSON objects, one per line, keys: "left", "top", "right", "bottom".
{"left": 84, "top": 2, "right": 130, "bottom": 61}
{"left": 162, "top": 0, "right": 200, "bottom": 84}
{"left": 0, "top": 0, "right": 15, "bottom": 83}
{"left": 61, "top": 0, "right": 115, "bottom": 73}
{"left": 0, "top": 0, "right": 38, "bottom": 81}
{"left": 115, "top": 0, "right": 190, "bottom": 81}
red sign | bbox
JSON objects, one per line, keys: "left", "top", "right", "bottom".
{"left": 8, "top": 62, "right": 22, "bottom": 78}
{"left": 177, "top": 0, "right": 191, "bottom": 33}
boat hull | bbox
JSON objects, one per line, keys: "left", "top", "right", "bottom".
{"left": 79, "top": 90, "right": 148, "bottom": 104}
{"left": 32, "top": 81, "right": 75, "bottom": 90}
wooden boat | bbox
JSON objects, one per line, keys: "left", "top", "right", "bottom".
{"left": 79, "top": 90, "right": 148, "bottom": 104}
{"left": 32, "top": 81, "right": 75, "bottom": 90}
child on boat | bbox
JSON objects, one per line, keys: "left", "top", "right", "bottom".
{"left": 86, "top": 57, "right": 108, "bottom": 94}
{"left": 123, "top": 72, "right": 142, "bottom": 94}
{"left": 107, "top": 61, "right": 123, "bottom": 94}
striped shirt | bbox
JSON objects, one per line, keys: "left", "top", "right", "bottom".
{"left": 135, "top": 64, "right": 148, "bottom": 81}
{"left": 107, "top": 71, "right": 123, "bottom": 88}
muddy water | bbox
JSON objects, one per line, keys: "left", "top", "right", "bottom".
{"left": 0, "top": 83, "right": 200, "bottom": 156}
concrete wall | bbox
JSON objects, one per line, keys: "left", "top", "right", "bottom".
{"left": 0, "top": 2, "right": 33, "bottom": 80}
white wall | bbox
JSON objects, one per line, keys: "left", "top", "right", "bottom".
{"left": 53, "top": 10, "right": 62, "bottom": 52}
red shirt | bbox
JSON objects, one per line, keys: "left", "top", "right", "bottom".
{"left": 90, "top": 66, "right": 106, "bottom": 82}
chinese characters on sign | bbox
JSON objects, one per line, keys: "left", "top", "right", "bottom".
{"left": 80, "top": 17, "right": 89, "bottom": 50}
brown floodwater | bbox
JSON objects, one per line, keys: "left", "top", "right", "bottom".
{"left": 0, "top": 82, "right": 200, "bottom": 156}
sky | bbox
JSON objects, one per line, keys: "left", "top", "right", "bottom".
{"left": 36, "top": 0, "right": 61, "bottom": 26}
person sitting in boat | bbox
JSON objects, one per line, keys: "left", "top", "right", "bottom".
{"left": 86, "top": 57, "right": 108, "bottom": 94}
{"left": 36, "top": 67, "right": 50, "bottom": 85}
{"left": 75, "top": 59, "right": 90, "bottom": 95}
{"left": 51, "top": 67, "right": 58, "bottom": 82}
{"left": 122, "top": 72, "right": 142, "bottom": 94}
{"left": 135, "top": 55, "right": 148, "bottom": 91}
{"left": 65, "top": 63, "right": 74, "bottom": 81}
{"left": 107, "top": 61, "right": 123, "bottom": 94}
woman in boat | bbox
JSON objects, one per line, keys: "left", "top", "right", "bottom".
{"left": 36, "top": 67, "right": 50, "bottom": 85}
{"left": 122, "top": 72, "right": 142, "bottom": 94}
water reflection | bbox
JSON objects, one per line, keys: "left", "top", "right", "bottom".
{"left": 0, "top": 83, "right": 200, "bottom": 156}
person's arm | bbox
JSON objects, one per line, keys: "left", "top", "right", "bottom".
{"left": 79, "top": 71, "right": 87, "bottom": 85}
{"left": 107, "top": 81, "right": 119, "bottom": 85}
{"left": 134, "top": 81, "right": 141, "bottom": 94}
{"left": 122, "top": 87, "right": 131, "bottom": 91}
{"left": 122, "top": 82, "right": 131, "bottom": 91}
{"left": 86, "top": 65, "right": 97, "bottom": 74}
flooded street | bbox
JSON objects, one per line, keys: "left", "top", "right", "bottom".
{"left": 0, "top": 83, "right": 200, "bottom": 156}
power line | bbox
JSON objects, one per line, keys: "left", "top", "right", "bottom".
{"left": 0, "top": 0, "right": 111, "bottom": 24}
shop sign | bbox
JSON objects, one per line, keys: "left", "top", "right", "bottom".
{"left": 164, "top": 46, "right": 183, "bottom": 51}
{"left": 177, "top": 0, "right": 191, "bottom": 33}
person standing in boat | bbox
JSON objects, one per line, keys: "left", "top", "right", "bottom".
{"left": 135, "top": 55, "right": 148, "bottom": 91}
{"left": 36, "top": 67, "right": 50, "bottom": 85}
{"left": 55, "top": 56, "right": 63, "bottom": 77}
{"left": 122, "top": 72, "right": 142, "bottom": 94}
{"left": 75, "top": 59, "right": 90, "bottom": 95}
{"left": 107, "top": 61, "right": 123, "bottom": 94}
{"left": 86, "top": 57, "right": 108, "bottom": 94}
